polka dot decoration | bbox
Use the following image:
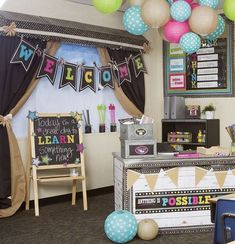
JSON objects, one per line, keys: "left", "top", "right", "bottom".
{"left": 104, "top": 210, "right": 137, "bottom": 243}
{"left": 123, "top": 6, "right": 149, "bottom": 35}
{"left": 167, "top": 0, "right": 174, "bottom": 5}
{"left": 170, "top": 1, "right": 192, "bottom": 22}
{"left": 198, "top": 0, "right": 219, "bottom": 9}
{"left": 180, "top": 32, "right": 201, "bottom": 54}
{"left": 205, "top": 15, "right": 225, "bottom": 41}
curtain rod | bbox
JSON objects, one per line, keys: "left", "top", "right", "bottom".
{"left": 0, "top": 27, "right": 144, "bottom": 50}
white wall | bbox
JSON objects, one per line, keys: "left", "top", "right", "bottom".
{"left": 1, "top": 0, "right": 235, "bottom": 199}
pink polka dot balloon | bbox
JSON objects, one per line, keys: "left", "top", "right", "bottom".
{"left": 190, "top": 2, "right": 200, "bottom": 9}
{"left": 163, "top": 20, "right": 190, "bottom": 43}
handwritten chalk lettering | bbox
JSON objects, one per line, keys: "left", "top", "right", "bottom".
{"left": 41, "top": 127, "right": 60, "bottom": 136}
{"left": 37, "top": 118, "right": 60, "bottom": 128}
{"left": 62, "top": 119, "right": 69, "bottom": 126}
{"left": 37, "top": 135, "right": 75, "bottom": 145}
{"left": 38, "top": 145, "right": 73, "bottom": 158}
{"left": 33, "top": 115, "right": 80, "bottom": 165}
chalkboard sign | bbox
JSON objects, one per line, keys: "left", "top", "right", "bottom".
{"left": 163, "top": 15, "right": 234, "bottom": 97}
{"left": 29, "top": 113, "right": 82, "bottom": 166}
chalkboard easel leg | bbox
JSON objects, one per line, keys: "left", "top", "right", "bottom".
{"left": 72, "top": 179, "right": 77, "bottom": 205}
{"left": 82, "top": 179, "right": 88, "bottom": 210}
{"left": 32, "top": 165, "right": 39, "bottom": 216}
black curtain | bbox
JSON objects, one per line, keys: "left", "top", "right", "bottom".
{"left": 107, "top": 48, "right": 145, "bottom": 113}
{"left": 0, "top": 36, "right": 46, "bottom": 209}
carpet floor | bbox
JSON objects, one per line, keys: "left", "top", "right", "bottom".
{"left": 0, "top": 190, "right": 214, "bottom": 244}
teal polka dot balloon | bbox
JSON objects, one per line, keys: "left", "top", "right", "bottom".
{"left": 180, "top": 32, "right": 201, "bottom": 54}
{"left": 170, "top": 1, "right": 192, "bottom": 22}
{"left": 205, "top": 15, "right": 225, "bottom": 41}
{"left": 167, "top": 0, "right": 174, "bottom": 5}
{"left": 123, "top": 6, "right": 149, "bottom": 35}
{"left": 104, "top": 210, "right": 137, "bottom": 243}
{"left": 198, "top": 0, "right": 219, "bottom": 9}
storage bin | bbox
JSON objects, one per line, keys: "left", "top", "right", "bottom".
{"left": 120, "top": 139, "right": 157, "bottom": 159}
{"left": 120, "top": 123, "right": 154, "bottom": 140}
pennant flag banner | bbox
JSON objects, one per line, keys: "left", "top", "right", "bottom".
{"left": 59, "top": 62, "right": 78, "bottom": 91}
{"left": 145, "top": 174, "right": 158, "bottom": 193}
{"left": 10, "top": 39, "right": 37, "bottom": 71}
{"left": 165, "top": 167, "right": 179, "bottom": 187}
{"left": 117, "top": 61, "right": 132, "bottom": 86}
{"left": 99, "top": 65, "right": 114, "bottom": 89}
{"left": 195, "top": 167, "right": 208, "bottom": 186}
{"left": 36, "top": 54, "right": 59, "bottom": 85}
{"left": 79, "top": 66, "right": 96, "bottom": 93}
{"left": 127, "top": 170, "right": 141, "bottom": 191}
{"left": 214, "top": 171, "right": 228, "bottom": 189}
{"left": 132, "top": 53, "right": 147, "bottom": 78}
{"left": 10, "top": 37, "right": 147, "bottom": 92}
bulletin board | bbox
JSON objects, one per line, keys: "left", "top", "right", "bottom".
{"left": 163, "top": 16, "right": 234, "bottom": 97}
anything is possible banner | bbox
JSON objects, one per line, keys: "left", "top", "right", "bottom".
{"left": 10, "top": 38, "right": 147, "bottom": 92}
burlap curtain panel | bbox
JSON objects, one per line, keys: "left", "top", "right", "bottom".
{"left": 0, "top": 36, "right": 46, "bottom": 216}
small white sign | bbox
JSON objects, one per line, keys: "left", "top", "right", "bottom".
{"left": 169, "top": 75, "right": 185, "bottom": 89}
{"left": 197, "top": 82, "right": 218, "bottom": 88}
{"left": 197, "top": 74, "right": 218, "bottom": 81}
{"left": 197, "top": 54, "right": 218, "bottom": 61}
{"left": 196, "top": 47, "right": 215, "bottom": 55}
{"left": 197, "top": 61, "right": 218, "bottom": 68}
{"left": 197, "top": 68, "right": 218, "bottom": 75}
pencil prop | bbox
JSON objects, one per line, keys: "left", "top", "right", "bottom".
{"left": 97, "top": 104, "right": 107, "bottom": 132}
{"left": 109, "top": 104, "right": 116, "bottom": 132}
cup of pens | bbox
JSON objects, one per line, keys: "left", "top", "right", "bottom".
{"left": 226, "top": 125, "right": 235, "bottom": 155}
{"left": 83, "top": 110, "right": 92, "bottom": 134}
{"left": 97, "top": 104, "right": 106, "bottom": 133}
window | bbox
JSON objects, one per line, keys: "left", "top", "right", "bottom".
{"left": 12, "top": 43, "right": 130, "bottom": 138}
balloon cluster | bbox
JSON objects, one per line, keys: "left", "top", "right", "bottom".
{"left": 122, "top": 0, "right": 225, "bottom": 54}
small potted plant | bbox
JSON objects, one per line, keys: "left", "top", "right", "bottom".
{"left": 202, "top": 104, "right": 216, "bottom": 119}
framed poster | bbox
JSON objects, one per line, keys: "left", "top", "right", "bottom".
{"left": 163, "top": 15, "right": 234, "bottom": 97}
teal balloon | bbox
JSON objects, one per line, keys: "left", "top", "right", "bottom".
{"left": 167, "top": 0, "right": 174, "bottom": 4}
{"left": 180, "top": 32, "right": 201, "bottom": 54}
{"left": 104, "top": 210, "right": 137, "bottom": 243}
{"left": 123, "top": 6, "right": 149, "bottom": 35}
{"left": 205, "top": 15, "right": 225, "bottom": 41}
{"left": 198, "top": 0, "right": 219, "bottom": 9}
{"left": 92, "top": 0, "right": 122, "bottom": 14}
{"left": 224, "top": 0, "right": 235, "bottom": 21}
{"left": 170, "top": 1, "right": 191, "bottom": 22}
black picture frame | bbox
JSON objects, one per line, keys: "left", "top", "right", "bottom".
{"left": 163, "top": 15, "right": 234, "bottom": 97}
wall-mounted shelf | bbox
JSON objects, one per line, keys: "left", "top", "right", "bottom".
{"left": 162, "top": 119, "right": 220, "bottom": 151}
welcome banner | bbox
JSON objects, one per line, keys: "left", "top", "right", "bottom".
{"left": 10, "top": 38, "right": 147, "bottom": 92}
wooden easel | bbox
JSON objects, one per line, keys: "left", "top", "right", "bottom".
{"left": 25, "top": 113, "right": 88, "bottom": 216}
